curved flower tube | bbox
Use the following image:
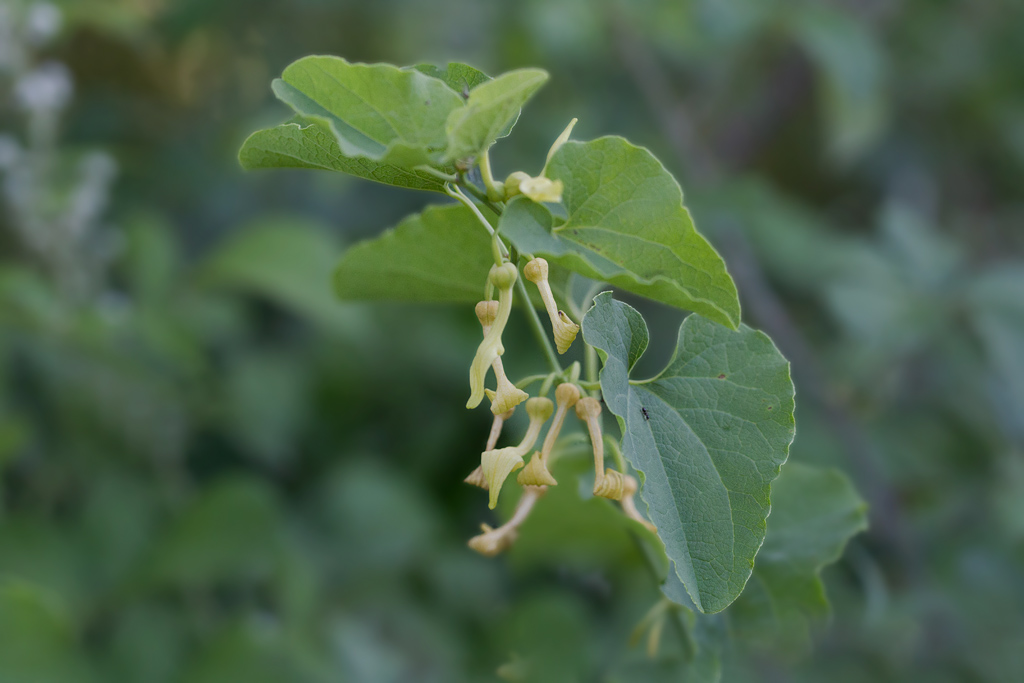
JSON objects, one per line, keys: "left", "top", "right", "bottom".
{"left": 524, "top": 258, "right": 579, "bottom": 354}
{"left": 467, "top": 263, "right": 519, "bottom": 410}
{"left": 474, "top": 300, "right": 529, "bottom": 415}
{"left": 575, "top": 396, "right": 628, "bottom": 501}
{"left": 518, "top": 382, "right": 580, "bottom": 486}
{"left": 468, "top": 485, "right": 546, "bottom": 557}
{"left": 481, "top": 396, "right": 553, "bottom": 508}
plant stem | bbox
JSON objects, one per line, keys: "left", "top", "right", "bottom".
{"left": 450, "top": 181, "right": 561, "bottom": 377}
{"left": 515, "top": 373, "right": 552, "bottom": 390}
{"left": 458, "top": 178, "right": 504, "bottom": 215}
{"left": 629, "top": 531, "right": 697, "bottom": 661}
{"left": 479, "top": 148, "right": 503, "bottom": 201}
{"left": 446, "top": 184, "right": 510, "bottom": 259}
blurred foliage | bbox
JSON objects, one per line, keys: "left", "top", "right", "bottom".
{"left": 1, "top": 0, "right": 1023, "bottom": 681}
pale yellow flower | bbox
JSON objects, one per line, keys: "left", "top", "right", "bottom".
{"left": 517, "top": 382, "right": 580, "bottom": 487}
{"left": 524, "top": 258, "right": 579, "bottom": 353}
{"left": 481, "top": 397, "right": 553, "bottom": 508}
{"left": 467, "top": 486, "right": 546, "bottom": 557}
{"left": 467, "top": 263, "right": 518, "bottom": 410}
{"left": 504, "top": 172, "right": 563, "bottom": 203}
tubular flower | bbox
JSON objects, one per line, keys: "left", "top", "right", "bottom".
{"left": 575, "top": 396, "right": 627, "bottom": 501}
{"left": 518, "top": 382, "right": 580, "bottom": 487}
{"left": 504, "top": 171, "right": 563, "bottom": 203}
{"left": 524, "top": 258, "right": 579, "bottom": 354}
{"left": 468, "top": 485, "right": 546, "bottom": 557}
{"left": 475, "top": 300, "right": 529, "bottom": 415}
{"left": 465, "top": 407, "right": 516, "bottom": 490}
{"left": 467, "top": 263, "right": 519, "bottom": 410}
{"left": 481, "top": 397, "right": 554, "bottom": 508}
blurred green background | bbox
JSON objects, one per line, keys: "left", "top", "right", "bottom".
{"left": 1, "top": 0, "right": 1023, "bottom": 681}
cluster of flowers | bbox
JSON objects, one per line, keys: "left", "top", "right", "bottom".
{"left": 462, "top": 255, "right": 655, "bottom": 557}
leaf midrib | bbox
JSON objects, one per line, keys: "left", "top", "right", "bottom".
{"left": 633, "top": 382, "right": 738, "bottom": 608}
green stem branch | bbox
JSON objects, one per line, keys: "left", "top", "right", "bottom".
{"left": 478, "top": 148, "right": 503, "bottom": 201}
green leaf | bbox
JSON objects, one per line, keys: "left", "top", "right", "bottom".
{"left": 0, "top": 581, "right": 93, "bottom": 683}
{"left": 271, "top": 56, "right": 464, "bottom": 167}
{"left": 411, "top": 62, "right": 491, "bottom": 93}
{"left": 144, "top": 478, "right": 285, "bottom": 587}
{"left": 582, "top": 293, "right": 794, "bottom": 613}
{"left": 180, "top": 621, "right": 299, "bottom": 683}
{"left": 790, "top": 6, "right": 886, "bottom": 160}
{"left": 333, "top": 204, "right": 495, "bottom": 303}
{"left": 200, "top": 217, "right": 368, "bottom": 336}
{"left": 730, "top": 462, "right": 867, "bottom": 654}
{"left": 444, "top": 68, "right": 549, "bottom": 161}
{"left": 331, "top": 204, "right": 573, "bottom": 308}
{"left": 238, "top": 118, "right": 449, "bottom": 192}
{"left": 500, "top": 137, "right": 741, "bottom": 329}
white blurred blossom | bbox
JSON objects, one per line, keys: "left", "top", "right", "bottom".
{"left": 25, "top": 3, "right": 61, "bottom": 45}
{"left": 0, "top": 136, "right": 21, "bottom": 170}
{"left": 15, "top": 61, "right": 73, "bottom": 113}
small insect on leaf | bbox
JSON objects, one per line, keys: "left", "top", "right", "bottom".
{"left": 641, "top": 407, "right": 650, "bottom": 421}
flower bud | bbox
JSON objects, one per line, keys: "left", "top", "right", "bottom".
{"left": 489, "top": 261, "right": 518, "bottom": 290}
{"left": 524, "top": 258, "right": 579, "bottom": 354}
{"left": 475, "top": 300, "right": 499, "bottom": 334}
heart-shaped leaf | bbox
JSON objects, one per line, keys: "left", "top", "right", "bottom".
{"left": 238, "top": 118, "right": 448, "bottom": 193}
{"left": 445, "top": 69, "right": 549, "bottom": 161}
{"left": 500, "top": 137, "right": 741, "bottom": 329}
{"left": 270, "top": 56, "right": 464, "bottom": 167}
{"left": 332, "top": 204, "right": 573, "bottom": 307}
{"left": 333, "top": 204, "right": 496, "bottom": 303}
{"left": 583, "top": 292, "right": 794, "bottom": 613}
{"left": 728, "top": 462, "right": 867, "bottom": 654}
